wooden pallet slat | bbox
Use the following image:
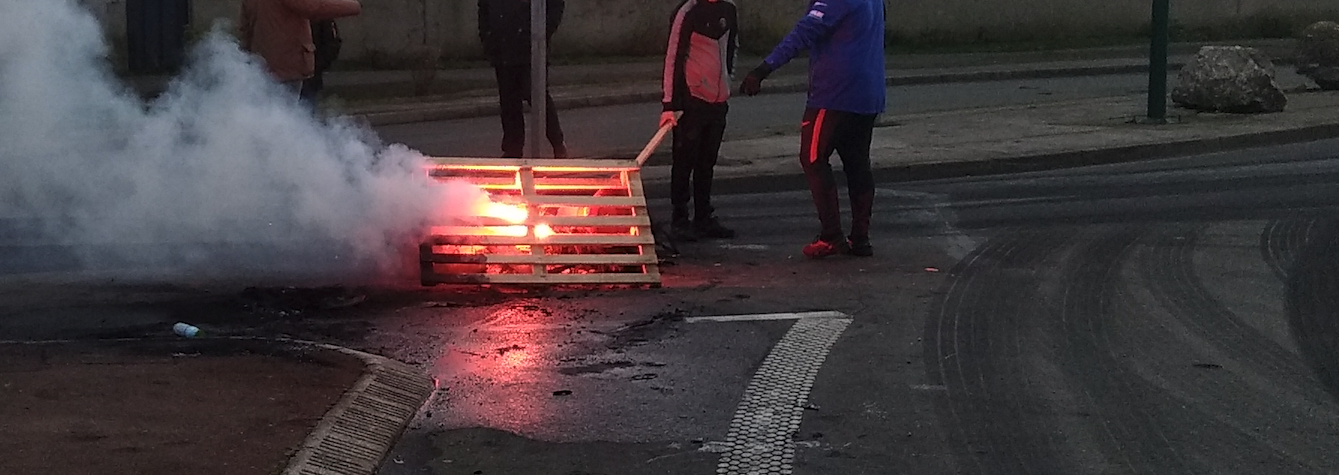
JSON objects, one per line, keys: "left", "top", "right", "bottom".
{"left": 424, "top": 254, "right": 657, "bottom": 265}
{"left": 427, "top": 157, "right": 640, "bottom": 171}
{"left": 429, "top": 215, "right": 650, "bottom": 228}
{"left": 523, "top": 196, "right": 647, "bottom": 207}
{"left": 424, "top": 272, "right": 663, "bottom": 286}
{"left": 421, "top": 157, "right": 661, "bottom": 287}
{"left": 427, "top": 233, "right": 655, "bottom": 246}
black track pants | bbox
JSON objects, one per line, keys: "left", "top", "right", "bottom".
{"left": 670, "top": 99, "right": 729, "bottom": 222}
{"left": 494, "top": 64, "right": 565, "bottom": 157}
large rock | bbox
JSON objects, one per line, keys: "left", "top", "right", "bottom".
{"left": 1171, "top": 46, "right": 1287, "bottom": 113}
{"left": 1296, "top": 21, "right": 1339, "bottom": 90}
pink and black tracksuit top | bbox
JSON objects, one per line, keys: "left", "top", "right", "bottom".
{"left": 662, "top": 0, "right": 739, "bottom": 111}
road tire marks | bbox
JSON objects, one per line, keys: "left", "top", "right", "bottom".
{"left": 1260, "top": 219, "right": 1318, "bottom": 283}
{"left": 926, "top": 223, "right": 1339, "bottom": 474}
{"left": 925, "top": 228, "right": 1084, "bottom": 475}
{"left": 1286, "top": 218, "right": 1339, "bottom": 403}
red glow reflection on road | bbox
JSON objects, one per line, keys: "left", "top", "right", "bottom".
{"left": 429, "top": 303, "right": 565, "bottom": 433}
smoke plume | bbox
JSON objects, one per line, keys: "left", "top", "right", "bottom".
{"left": 0, "top": 0, "right": 470, "bottom": 284}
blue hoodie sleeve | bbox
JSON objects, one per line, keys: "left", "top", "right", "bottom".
{"left": 762, "top": 0, "right": 854, "bottom": 70}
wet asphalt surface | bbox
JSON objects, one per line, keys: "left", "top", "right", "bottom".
{"left": 7, "top": 139, "right": 1339, "bottom": 474}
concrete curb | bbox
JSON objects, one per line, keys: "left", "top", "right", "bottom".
{"left": 350, "top": 62, "right": 1196, "bottom": 127}
{"left": 637, "top": 121, "right": 1339, "bottom": 199}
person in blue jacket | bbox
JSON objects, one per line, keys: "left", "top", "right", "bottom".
{"left": 740, "top": 0, "right": 885, "bottom": 258}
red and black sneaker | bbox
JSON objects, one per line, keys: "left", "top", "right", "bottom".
{"left": 802, "top": 236, "right": 849, "bottom": 259}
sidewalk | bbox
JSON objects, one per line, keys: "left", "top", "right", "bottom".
{"left": 326, "top": 39, "right": 1297, "bottom": 125}
{"left": 310, "top": 38, "right": 1339, "bottom": 196}
{"left": 0, "top": 335, "right": 435, "bottom": 475}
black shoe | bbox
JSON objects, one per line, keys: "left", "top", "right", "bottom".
{"left": 669, "top": 219, "right": 699, "bottom": 242}
{"left": 694, "top": 217, "right": 736, "bottom": 239}
{"left": 802, "top": 236, "right": 848, "bottom": 259}
{"left": 847, "top": 237, "right": 873, "bottom": 257}
{"left": 553, "top": 143, "right": 568, "bottom": 158}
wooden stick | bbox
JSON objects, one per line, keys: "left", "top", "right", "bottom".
{"left": 635, "top": 113, "right": 680, "bottom": 167}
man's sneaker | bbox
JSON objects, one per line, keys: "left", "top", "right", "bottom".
{"left": 694, "top": 217, "right": 736, "bottom": 239}
{"left": 669, "top": 220, "right": 699, "bottom": 242}
{"left": 847, "top": 237, "right": 874, "bottom": 257}
{"left": 802, "top": 236, "right": 849, "bottom": 259}
{"left": 553, "top": 143, "right": 569, "bottom": 159}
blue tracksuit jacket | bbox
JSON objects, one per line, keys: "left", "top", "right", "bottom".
{"left": 763, "top": 0, "right": 886, "bottom": 115}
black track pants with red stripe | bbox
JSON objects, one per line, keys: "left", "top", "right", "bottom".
{"left": 798, "top": 107, "right": 878, "bottom": 243}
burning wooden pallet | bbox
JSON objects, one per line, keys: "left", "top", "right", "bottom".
{"left": 420, "top": 157, "right": 661, "bottom": 287}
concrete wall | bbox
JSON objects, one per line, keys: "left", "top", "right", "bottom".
{"left": 76, "top": 0, "right": 1338, "bottom": 67}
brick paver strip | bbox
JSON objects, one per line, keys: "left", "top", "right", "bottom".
{"left": 274, "top": 339, "right": 436, "bottom": 475}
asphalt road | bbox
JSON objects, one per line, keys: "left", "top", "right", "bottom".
{"left": 5, "top": 135, "right": 1339, "bottom": 474}
{"left": 354, "top": 139, "right": 1339, "bottom": 474}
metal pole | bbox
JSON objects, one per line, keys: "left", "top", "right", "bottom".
{"left": 1147, "top": 0, "right": 1170, "bottom": 123}
{"left": 529, "top": 0, "right": 548, "bottom": 158}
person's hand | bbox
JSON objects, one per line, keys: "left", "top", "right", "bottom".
{"left": 740, "top": 73, "right": 764, "bottom": 96}
{"left": 739, "top": 62, "right": 772, "bottom": 96}
{"left": 659, "top": 111, "right": 678, "bottom": 128}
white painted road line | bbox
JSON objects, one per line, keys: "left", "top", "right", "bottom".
{"left": 691, "top": 311, "right": 853, "bottom": 475}
{"left": 685, "top": 311, "right": 850, "bottom": 324}
{"left": 717, "top": 244, "right": 771, "bottom": 251}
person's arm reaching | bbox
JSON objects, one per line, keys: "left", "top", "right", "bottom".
{"left": 662, "top": 4, "right": 693, "bottom": 113}
{"left": 741, "top": 0, "right": 853, "bottom": 95}
{"left": 726, "top": 7, "right": 739, "bottom": 79}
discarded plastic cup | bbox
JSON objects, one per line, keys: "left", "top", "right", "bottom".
{"left": 173, "top": 322, "right": 200, "bottom": 338}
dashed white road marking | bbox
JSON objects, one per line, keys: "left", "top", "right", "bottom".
{"left": 689, "top": 311, "right": 853, "bottom": 475}
{"left": 717, "top": 244, "right": 771, "bottom": 251}
{"left": 685, "top": 311, "right": 849, "bottom": 324}
{"left": 910, "top": 384, "right": 949, "bottom": 391}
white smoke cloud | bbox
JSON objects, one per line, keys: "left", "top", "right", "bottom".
{"left": 0, "top": 0, "right": 468, "bottom": 283}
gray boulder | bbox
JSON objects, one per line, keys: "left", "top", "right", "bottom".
{"left": 1296, "top": 21, "right": 1339, "bottom": 90}
{"left": 1171, "top": 46, "right": 1287, "bottom": 113}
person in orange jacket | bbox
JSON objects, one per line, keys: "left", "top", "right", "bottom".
{"left": 239, "top": 0, "right": 362, "bottom": 95}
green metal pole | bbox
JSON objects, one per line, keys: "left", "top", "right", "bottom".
{"left": 1148, "top": 0, "right": 1170, "bottom": 123}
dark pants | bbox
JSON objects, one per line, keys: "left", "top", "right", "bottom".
{"left": 671, "top": 99, "right": 729, "bottom": 222}
{"left": 299, "top": 70, "right": 324, "bottom": 106}
{"left": 798, "top": 107, "right": 877, "bottom": 243}
{"left": 494, "top": 64, "right": 565, "bottom": 158}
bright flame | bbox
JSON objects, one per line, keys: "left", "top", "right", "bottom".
{"left": 497, "top": 225, "right": 529, "bottom": 237}
{"left": 477, "top": 200, "right": 529, "bottom": 224}
{"left": 535, "top": 224, "right": 555, "bottom": 239}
